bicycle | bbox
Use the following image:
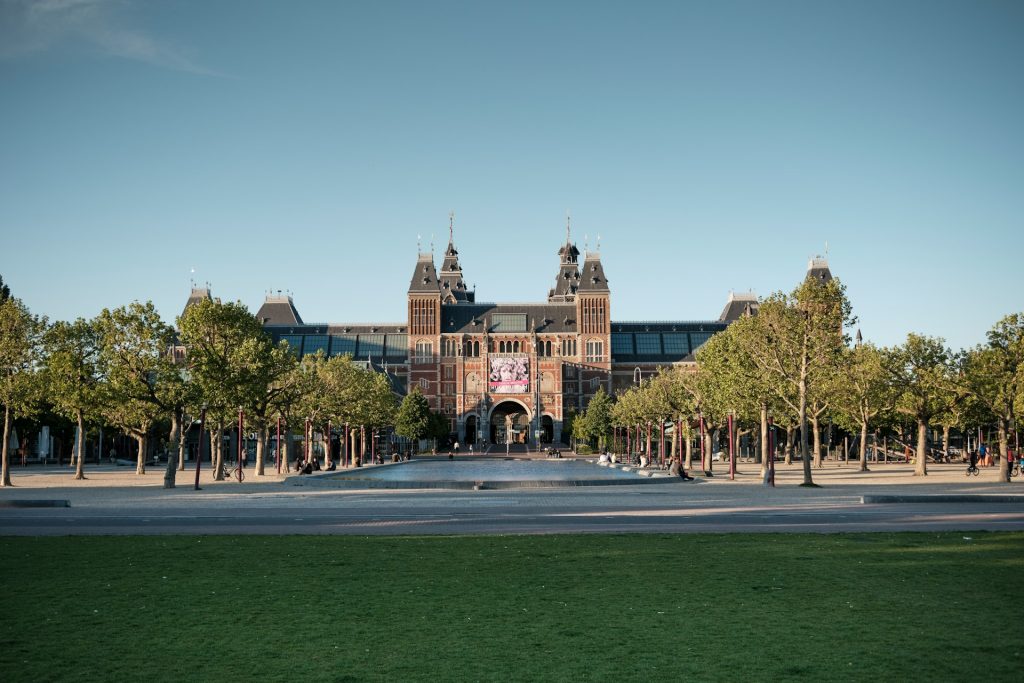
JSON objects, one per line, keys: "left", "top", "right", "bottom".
{"left": 965, "top": 463, "right": 980, "bottom": 477}
{"left": 220, "top": 462, "right": 245, "bottom": 481}
{"left": 1011, "top": 462, "right": 1021, "bottom": 478}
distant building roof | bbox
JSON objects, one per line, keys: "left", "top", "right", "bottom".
{"left": 806, "top": 256, "right": 833, "bottom": 284}
{"left": 255, "top": 294, "right": 303, "bottom": 325}
{"left": 718, "top": 291, "right": 759, "bottom": 322}
{"left": 180, "top": 286, "right": 214, "bottom": 323}
{"left": 577, "top": 252, "right": 609, "bottom": 292}
{"left": 442, "top": 303, "right": 578, "bottom": 334}
{"left": 408, "top": 253, "right": 442, "bottom": 294}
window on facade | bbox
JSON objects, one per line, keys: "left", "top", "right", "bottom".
{"left": 611, "top": 333, "right": 634, "bottom": 356}
{"left": 414, "top": 341, "right": 433, "bottom": 363}
{"left": 358, "top": 334, "right": 385, "bottom": 359}
{"left": 562, "top": 338, "right": 577, "bottom": 357}
{"left": 331, "top": 335, "right": 357, "bottom": 357}
{"left": 281, "top": 335, "right": 303, "bottom": 356}
{"left": 690, "top": 332, "right": 713, "bottom": 351}
{"left": 385, "top": 334, "right": 407, "bottom": 360}
{"left": 585, "top": 339, "right": 604, "bottom": 362}
{"left": 635, "top": 333, "right": 661, "bottom": 355}
{"left": 590, "top": 377, "right": 601, "bottom": 391}
{"left": 662, "top": 333, "right": 690, "bottom": 355}
{"left": 302, "top": 335, "right": 328, "bottom": 356}
{"left": 473, "top": 340, "right": 480, "bottom": 356}
{"left": 491, "top": 313, "right": 527, "bottom": 332}
{"left": 512, "top": 341, "right": 520, "bottom": 353}
{"left": 419, "top": 378, "right": 429, "bottom": 390}
{"left": 444, "top": 365, "right": 453, "bottom": 379}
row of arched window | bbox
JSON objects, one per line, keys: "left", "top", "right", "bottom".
{"left": 420, "top": 337, "right": 603, "bottom": 362}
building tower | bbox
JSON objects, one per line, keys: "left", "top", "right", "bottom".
{"left": 438, "top": 215, "right": 474, "bottom": 304}
{"left": 548, "top": 219, "right": 581, "bottom": 303}
{"left": 407, "top": 246, "right": 442, "bottom": 409}
{"left": 576, "top": 247, "right": 612, "bottom": 401}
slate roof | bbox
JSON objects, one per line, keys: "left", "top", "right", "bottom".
{"left": 548, "top": 238, "right": 581, "bottom": 302}
{"left": 180, "top": 287, "right": 213, "bottom": 322}
{"left": 718, "top": 292, "right": 759, "bottom": 322}
{"left": 439, "top": 240, "right": 474, "bottom": 303}
{"left": 255, "top": 295, "right": 303, "bottom": 325}
{"left": 441, "top": 303, "right": 578, "bottom": 334}
{"left": 577, "top": 253, "right": 609, "bottom": 292}
{"left": 408, "top": 253, "right": 441, "bottom": 294}
{"left": 806, "top": 257, "right": 833, "bottom": 284}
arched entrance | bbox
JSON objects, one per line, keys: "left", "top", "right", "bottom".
{"left": 541, "top": 415, "right": 554, "bottom": 444}
{"left": 464, "top": 415, "right": 477, "bottom": 445}
{"left": 489, "top": 400, "right": 530, "bottom": 445}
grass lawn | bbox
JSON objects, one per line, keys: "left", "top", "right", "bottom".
{"left": 1, "top": 532, "right": 1021, "bottom": 682}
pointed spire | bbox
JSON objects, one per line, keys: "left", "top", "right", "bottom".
{"left": 449, "top": 211, "right": 454, "bottom": 245}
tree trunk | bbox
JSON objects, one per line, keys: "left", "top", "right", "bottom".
{"left": 2, "top": 404, "right": 12, "bottom": 487}
{"left": 998, "top": 418, "right": 1010, "bottom": 482}
{"left": 759, "top": 405, "right": 768, "bottom": 477}
{"left": 164, "top": 410, "right": 179, "bottom": 488}
{"left": 74, "top": 409, "right": 86, "bottom": 480}
{"left": 255, "top": 426, "right": 267, "bottom": 477}
{"left": 685, "top": 430, "right": 693, "bottom": 471}
{"left": 942, "top": 425, "right": 951, "bottom": 463}
{"left": 784, "top": 426, "right": 793, "bottom": 465}
{"left": 798, "top": 381, "right": 813, "bottom": 485}
{"left": 281, "top": 426, "right": 291, "bottom": 472}
{"left": 914, "top": 419, "right": 928, "bottom": 476}
{"left": 811, "top": 415, "right": 822, "bottom": 469}
{"left": 135, "top": 433, "right": 147, "bottom": 475}
{"left": 858, "top": 420, "right": 869, "bottom": 472}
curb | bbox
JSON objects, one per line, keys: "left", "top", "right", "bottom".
{"left": 862, "top": 494, "right": 1024, "bottom": 504}
{"left": 0, "top": 499, "right": 71, "bottom": 508}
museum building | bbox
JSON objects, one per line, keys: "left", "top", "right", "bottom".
{"left": 187, "top": 227, "right": 829, "bottom": 447}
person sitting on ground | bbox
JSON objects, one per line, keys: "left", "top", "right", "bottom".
{"left": 312, "top": 458, "right": 321, "bottom": 471}
{"left": 294, "top": 457, "right": 304, "bottom": 473}
{"left": 598, "top": 451, "right": 610, "bottom": 464}
{"left": 326, "top": 459, "right": 337, "bottom": 471}
{"left": 301, "top": 460, "right": 314, "bottom": 475}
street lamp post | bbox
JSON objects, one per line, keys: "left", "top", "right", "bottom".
{"left": 728, "top": 411, "right": 736, "bottom": 480}
{"left": 193, "top": 404, "right": 207, "bottom": 491}
{"left": 237, "top": 407, "right": 244, "bottom": 482}
{"left": 767, "top": 416, "right": 776, "bottom": 487}
{"left": 534, "top": 365, "right": 542, "bottom": 455}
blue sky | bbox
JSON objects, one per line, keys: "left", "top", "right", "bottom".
{"left": 1, "top": 0, "right": 1021, "bottom": 351}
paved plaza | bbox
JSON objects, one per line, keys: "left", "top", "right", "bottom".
{"left": 1, "top": 459, "right": 1022, "bottom": 536}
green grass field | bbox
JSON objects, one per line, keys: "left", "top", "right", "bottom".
{"left": 2, "top": 533, "right": 1021, "bottom": 681}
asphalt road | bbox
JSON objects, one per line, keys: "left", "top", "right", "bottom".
{"left": 3, "top": 484, "right": 1023, "bottom": 535}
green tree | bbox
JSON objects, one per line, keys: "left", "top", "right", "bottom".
{"left": 0, "top": 275, "right": 11, "bottom": 304}
{"left": 43, "top": 318, "right": 102, "bottom": 480}
{"left": 832, "top": 343, "right": 893, "bottom": 472}
{"left": 96, "top": 302, "right": 185, "bottom": 478}
{"left": 730, "top": 278, "right": 854, "bottom": 485}
{"left": 395, "top": 387, "right": 432, "bottom": 447}
{"left": 0, "top": 298, "right": 46, "bottom": 486}
{"left": 961, "top": 313, "right": 1024, "bottom": 481}
{"left": 884, "top": 334, "right": 952, "bottom": 476}
{"left": 583, "top": 386, "right": 614, "bottom": 450}
{"left": 178, "top": 299, "right": 268, "bottom": 481}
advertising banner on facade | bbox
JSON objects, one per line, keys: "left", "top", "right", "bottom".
{"left": 489, "top": 356, "right": 529, "bottom": 394}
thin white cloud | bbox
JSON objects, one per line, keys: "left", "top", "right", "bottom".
{"left": 0, "top": 0, "right": 222, "bottom": 76}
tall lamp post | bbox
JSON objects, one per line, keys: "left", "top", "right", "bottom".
{"left": 534, "top": 364, "right": 542, "bottom": 455}
{"left": 193, "top": 404, "right": 207, "bottom": 491}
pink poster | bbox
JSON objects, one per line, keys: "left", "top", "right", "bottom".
{"left": 489, "top": 356, "right": 529, "bottom": 394}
